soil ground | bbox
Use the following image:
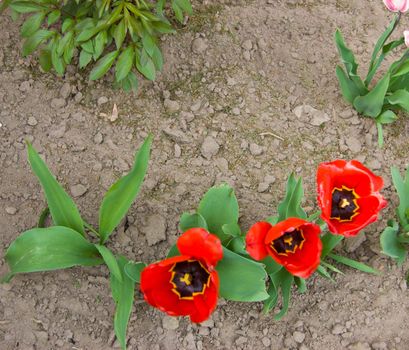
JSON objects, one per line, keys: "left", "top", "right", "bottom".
{"left": 1, "top": 0, "right": 409, "bottom": 349}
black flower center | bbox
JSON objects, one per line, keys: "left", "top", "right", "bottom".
{"left": 330, "top": 186, "right": 360, "bottom": 222}
{"left": 270, "top": 229, "right": 305, "bottom": 256}
{"left": 169, "top": 260, "right": 211, "bottom": 300}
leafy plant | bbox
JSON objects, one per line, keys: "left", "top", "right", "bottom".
{"left": 1, "top": 0, "right": 192, "bottom": 91}
{"left": 1, "top": 135, "right": 152, "bottom": 350}
{"left": 380, "top": 166, "right": 409, "bottom": 269}
{"left": 335, "top": 7, "right": 409, "bottom": 146}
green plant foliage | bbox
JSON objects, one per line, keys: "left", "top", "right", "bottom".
{"left": 179, "top": 212, "right": 208, "bottom": 231}
{"left": 277, "top": 173, "right": 307, "bottom": 221}
{"left": 335, "top": 13, "right": 409, "bottom": 146}
{"left": 99, "top": 135, "right": 152, "bottom": 243}
{"left": 2, "top": 226, "right": 103, "bottom": 282}
{"left": 216, "top": 248, "right": 269, "bottom": 302}
{"left": 2, "top": 0, "right": 192, "bottom": 90}
{"left": 380, "top": 221, "right": 407, "bottom": 264}
{"left": 197, "top": 184, "right": 240, "bottom": 242}
{"left": 27, "top": 142, "right": 85, "bottom": 235}
{"left": 110, "top": 256, "right": 136, "bottom": 350}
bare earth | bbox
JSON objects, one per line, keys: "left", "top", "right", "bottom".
{"left": 1, "top": 0, "right": 409, "bottom": 349}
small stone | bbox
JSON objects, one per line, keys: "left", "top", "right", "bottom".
{"left": 242, "top": 39, "right": 253, "bottom": 51}
{"left": 371, "top": 342, "right": 387, "bottom": 350}
{"left": 258, "top": 182, "right": 270, "bottom": 193}
{"left": 293, "top": 105, "right": 330, "bottom": 126}
{"left": 49, "top": 123, "right": 67, "bottom": 138}
{"left": 162, "top": 316, "right": 179, "bottom": 330}
{"left": 348, "top": 342, "right": 371, "bottom": 350}
{"left": 201, "top": 136, "right": 220, "bottom": 159}
{"left": 174, "top": 144, "right": 181, "bottom": 158}
{"left": 5, "top": 206, "right": 17, "bottom": 215}
{"left": 60, "top": 83, "right": 71, "bottom": 99}
{"left": 243, "top": 50, "right": 251, "bottom": 61}
{"left": 192, "top": 38, "right": 208, "bottom": 54}
{"left": 93, "top": 132, "right": 104, "bottom": 144}
{"left": 142, "top": 214, "right": 167, "bottom": 246}
{"left": 19, "top": 80, "right": 31, "bottom": 92}
{"left": 199, "top": 327, "right": 209, "bottom": 336}
{"left": 368, "top": 159, "right": 381, "bottom": 170}
{"left": 332, "top": 324, "right": 344, "bottom": 335}
{"left": 262, "top": 337, "right": 271, "bottom": 347}
{"left": 97, "top": 96, "right": 109, "bottom": 106}
{"left": 249, "top": 143, "right": 263, "bottom": 156}
{"left": 164, "top": 99, "right": 180, "bottom": 113}
{"left": 51, "top": 98, "right": 67, "bottom": 109}
{"left": 70, "top": 184, "right": 88, "bottom": 198}
{"left": 27, "top": 116, "right": 38, "bottom": 126}
{"left": 293, "top": 331, "right": 305, "bottom": 343}
{"left": 340, "top": 109, "right": 354, "bottom": 119}
{"left": 345, "top": 137, "right": 362, "bottom": 153}
{"left": 235, "top": 336, "right": 247, "bottom": 346}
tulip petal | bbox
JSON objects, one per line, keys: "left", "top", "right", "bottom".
{"left": 245, "top": 221, "right": 272, "bottom": 261}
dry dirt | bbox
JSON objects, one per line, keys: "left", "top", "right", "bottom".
{"left": 1, "top": 0, "right": 409, "bottom": 349}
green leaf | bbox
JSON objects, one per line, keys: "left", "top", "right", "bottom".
{"left": 179, "top": 212, "right": 208, "bottom": 232}
{"left": 115, "top": 46, "right": 134, "bottom": 82}
{"left": 3, "top": 226, "right": 102, "bottom": 280}
{"left": 47, "top": 9, "right": 60, "bottom": 26}
{"left": 262, "top": 256, "right": 282, "bottom": 275}
{"left": 136, "top": 52, "right": 156, "bottom": 81}
{"left": 392, "top": 59, "right": 409, "bottom": 78}
{"left": 377, "top": 122, "right": 384, "bottom": 148}
{"left": 277, "top": 173, "right": 307, "bottom": 221}
{"left": 376, "top": 110, "right": 398, "bottom": 124}
{"left": 22, "top": 29, "right": 53, "bottom": 56}
{"left": 110, "top": 256, "right": 136, "bottom": 350}
{"left": 336, "top": 66, "right": 363, "bottom": 104}
{"left": 367, "top": 14, "right": 400, "bottom": 81}
{"left": 10, "top": 1, "right": 44, "bottom": 13}
{"left": 380, "top": 220, "right": 407, "bottom": 264}
{"left": 222, "top": 223, "right": 241, "bottom": 237}
{"left": 294, "top": 276, "right": 306, "bottom": 293}
{"left": 39, "top": 48, "right": 52, "bottom": 72}
{"left": 124, "top": 261, "right": 146, "bottom": 283}
{"left": 226, "top": 236, "right": 246, "bottom": 255}
{"left": 0, "top": 0, "right": 12, "bottom": 14}
{"left": 151, "top": 45, "right": 163, "bottom": 71}
{"left": 328, "top": 253, "right": 379, "bottom": 275}
{"left": 76, "top": 26, "right": 102, "bottom": 42}
{"left": 21, "top": 12, "right": 45, "bottom": 38}
{"left": 216, "top": 247, "right": 268, "bottom": 302}
{"left": 334, "top": 29, "right": 359, "bottom": 77}
{"left": 119, "top": 71, "right": 139, "bottom": 92}
{"left": 99, "top": 135, "right": 152, "bottom": 243}
{"left": 27, "top": 142, "right": 85, "bottom": 235}
{"left": 114, "top": 19, "right": 127, "bottom": 50}
{"left": 197, "top": 184, "right": 239, "bottom": 242}
{"left": 79, "top": 50, "right": 93, "bottom": 68}
{"left": 391, "top": 166, "right": 409, "bottom": 228}
{"left": 51, "top": 41, "right": 65, "bottom": 75}
{"left": 171, "top": 1, "right": 183, "bottom": 22}
{"left": 166, "top": 244, "right": 180, "bottom": 258}
{"left": 90, "top": 50, "right": 119, "bottom": 80}
{"left": 316, "top": 264, "right": 334, "bottom": 281}
{"left": 62, "top": 18, "right": 74, "bottom": 33}
{"left": 353, "top": 74, "right": 390, "bottom": 118}
{"left": 386, "top": 89, "right": 409, "bottom": 112}
{"left": 320, "top": 261, "right": 344, "bottom": 275}
{"left": 95, "top": 245, "right": 122, "bottom": 283}
{"left": 321, "top": 233, "right": 343, "bottom": 258}
{"left": 175, "top": 0, "right": 192, "bottom": 14}
{"left": 92, "top": 30, "right": 107, "bottom": 60}
{"left": 142, "top": 32, "right": 156, "bottom": 57}
{"left": 265, "top": 268, "right": 294, "bottom": 320}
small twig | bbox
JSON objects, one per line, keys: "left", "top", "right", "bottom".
{"left": 259, "top": 132, "right": 284, "bottom": 141}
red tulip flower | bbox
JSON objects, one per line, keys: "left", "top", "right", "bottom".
{"left": 140, "top": 228, "right": 223, "bottom": 323}
{"left": 246, "top": 218, "right": 322, "bottom": 279}
{"left": 317, "top": 160, "right": 387, "bottom": 237}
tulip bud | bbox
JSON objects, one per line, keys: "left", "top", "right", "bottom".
{"left": 384, "top": 0, "right": 409, "bottom": 12}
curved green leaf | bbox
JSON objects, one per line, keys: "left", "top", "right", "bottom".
{"left": 47, "top": 9, "right": 60, "bottom": 26}
{"left": 386, "top": 89, "right": 409, "bottom": 112}
{"left": 391, "top": 166, "right": 409, "bottom": 228}
{"left": 115, "top": 46, "right": 134, "bottom": 82}
{"left": 3, "top": 226, "right": 102, "bottom": 280}
{"left": 99, "top": 135, "right": 152, "bottom": 243}
{"left": 110, "top": 256, "right": 136, "bottom": 350}
{"left": 22, "top": 29, "right": 53, "bottom": 56}
{"left": 277, "top": 173, "right": 307, "bottom": 221}
{"left": 124, "top": 261, "right": 146, "bottom": 283}
{"left": 197, "top": 184, "right": 239, "bottom": 242}
{"left": 380, "top": 221, "right": 406, "bottom": 264}
{"left": 90, "top": 50, "right": 119, "bottom": 80}
{"left": 27, "top": 142, "right": 85, "bottom": 235}
{"left": 179, "top": 212, "right": 208, "bottom": 232}
{"left": 327, "top": 253, "right": 379, "bottom": 275}
{"left": 216, "top": 247, "right": 268, "bottom": 302}
{"left": 95, "top": 245, "right": 122, "bottom": 282}
{"left": 21, "top": 12, "right": 45, "bottom": 38}
{"left": 353, "top": 74, "right": 390, "bottom": 118}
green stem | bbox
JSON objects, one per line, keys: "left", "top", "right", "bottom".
{"left": 84, "top": 221, "right": 100, "bottom": 237}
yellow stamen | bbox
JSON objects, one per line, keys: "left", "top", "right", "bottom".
{"left": 340, "top": 198, "right": 350, "bottom": 209}
{"left": 284, "top": 237, "right": 293, "bottom": 246}
{"left": 180, "top": 273, "right": 192, "bottom": 286}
